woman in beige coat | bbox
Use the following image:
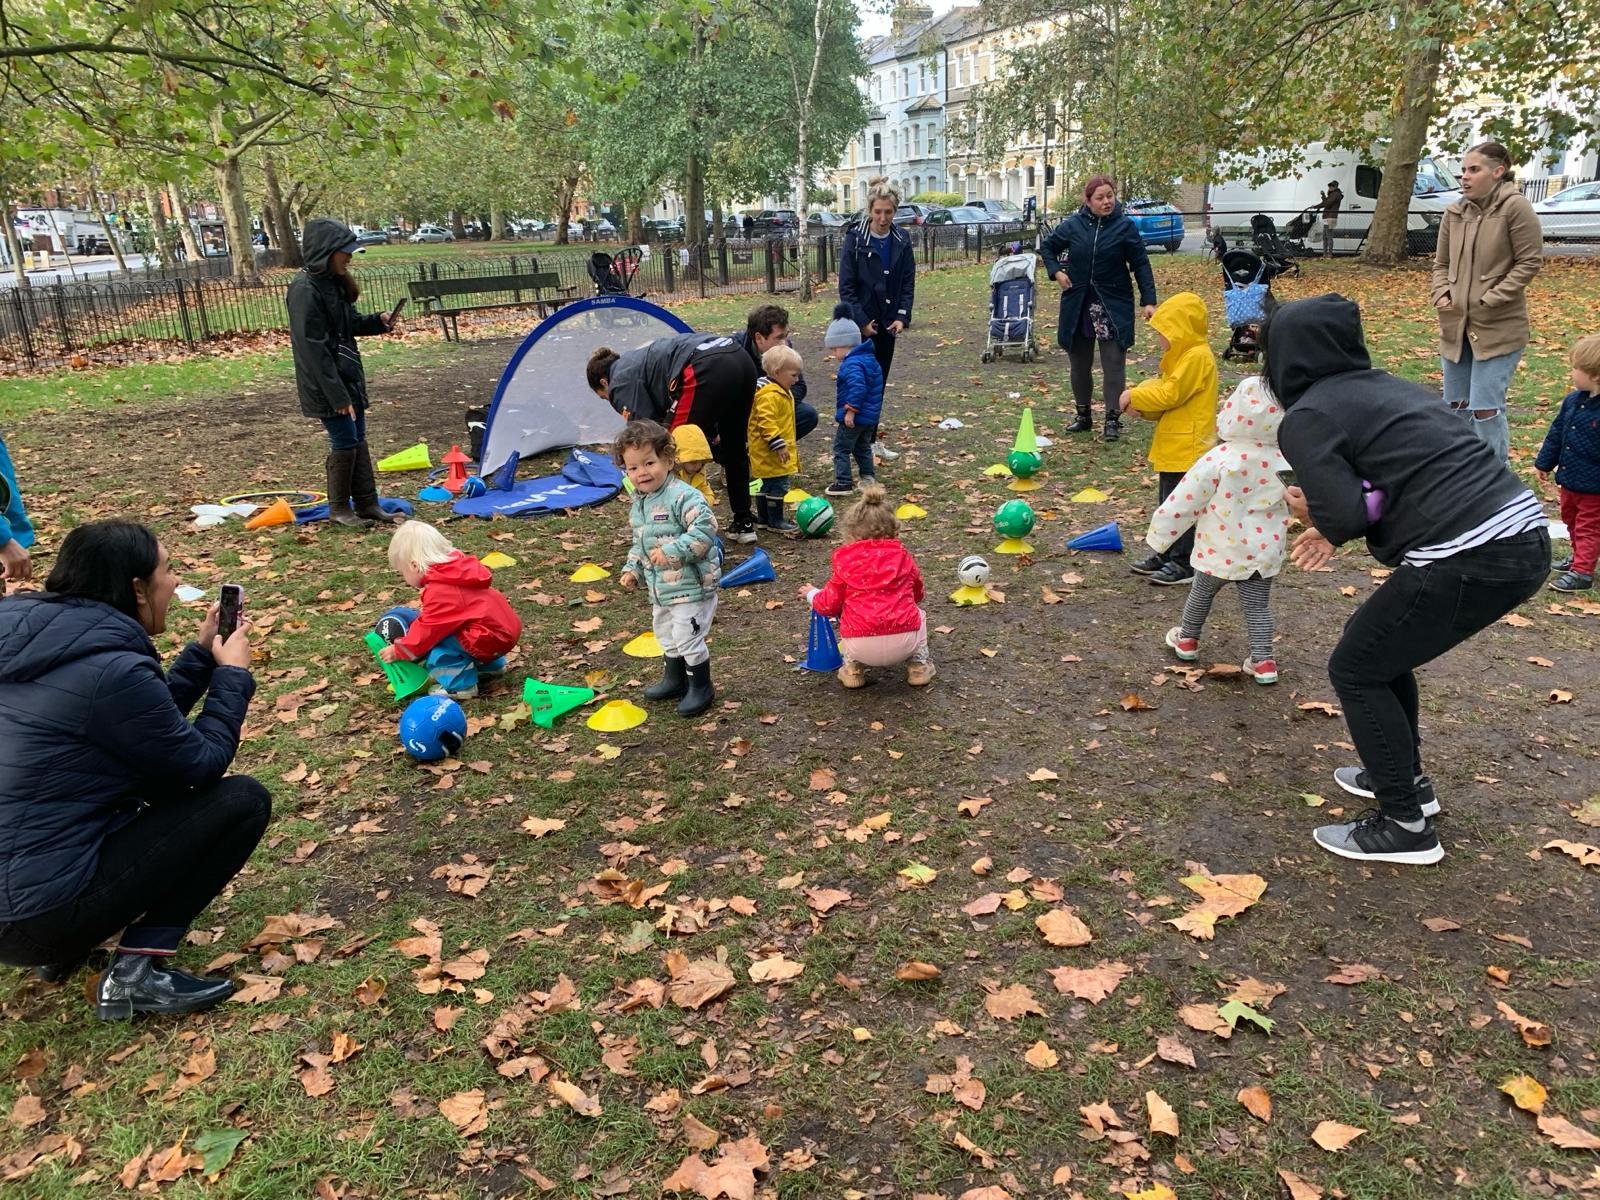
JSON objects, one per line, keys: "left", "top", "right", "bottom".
{"left": 1430, "top": 141, "right": 1543, "bottom": 461}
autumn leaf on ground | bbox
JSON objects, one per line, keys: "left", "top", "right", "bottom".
{"left": 1166, "top": 872, "right": 1266, "bottom": 939}
{"left": 1217, "top": 999, "right": 1275, "bottom": 1034}
{"left": 1537, "top": 1113, "right": 1600, "bottom": 1150}
{"left": 1048, "top": 960, "right": 1128, "bottom": 1003}
{"left": 1324, "top": 962, "right": 1382, "bottom": 985}
{"left": 664, "top": 950, "right": 736, "bottom": 1010}
{"left": 547, "top": 1077, "right": 602, "bottom": 1117}
{"left": 1225, "top": 977, "right": 1287, "bottom": 1009}
{"left": 681, "top": 1113, "right": 721, "bottom": 1151}
{"left": 1495, "top": 1000, "right": 1552, "bottom": 1047}
{"left": 1024, "top": 1040, "right": 1059, "bottom": 1069}
{"left": 1237, "top": 1086, "right": 1273, "bottom": 1122}
{"left": 522, "top": 816, "right": 567, "bottom": 838}
{"left": 439, "top": 1089, "right": 489, "bottom": 1135}
{"left": 807, "top": 767, "right": 836, "bottom": 791}
{"left": 1146, "top": 1089, "right": 1179, "bottom": 1137}
{"left": 297, "top": 1052, "right": 334, "bottom": 1097}
{"left": 662, "top": 1134, "right": 771, "bottom": 1199}
{"left": 1543, "top": 838, "right": 1600, "bottom": 868}
{"left": 1500, "top": 1075, "right": 1548, "bottom": 1113}
{"left": 747, "top": 953, "right": 804, "bottom": 983}
{"left": 1571, "top": 795, "right": 1600, "bottom": 827}
{"left": 229, "top": 974, "right": 285, "bottom": 1004}
{"left": 1278, "top": 1168, "right": 1324, "bottom": 1200}
{"left": 894, "top": 961, "right": 941, "bottom": 981}
{"left": 803, "top": 887, "right": 851, "bottom": 913}
{"left": 958, "top": 1188, "right": 1015, "bottom": 1200}
{"left": 1155, "top": 1035, "right": 1196, "bottom": 1068}
{"left": 983, "top": 982, "right": 1045, "bottom": 1021}
{"left": 1080, "top": 1100, "right": 1123, "bottom": 1133}
{"left": 1122, "top": 1186, "right": 1176, "bottom": 1200}
{"left": 1177, "top": 1002, "right": 1233, "bottom": 1039}
{"left": 898, "top": 861, "right": 937, "bottom": 886}
{"left": 1311, "top": 1120, "right": 1366, "bottom": 1151}
{"left": 7, "top": 1094, "right": 46, "bottom": 1129}
{"left": 1035, "top": 906, "right": 1093, "bottom": 947}
{"left": 1027, "top": 766, "right": 1059, "bottom": 781}
{"left": 1120, "top": 692, "right": 1156, "bottom": 711}
{"left": 146, "top": 1137, "right": 203, "bottom": 1183}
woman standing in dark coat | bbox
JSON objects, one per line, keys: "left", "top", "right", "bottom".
{"left": 1040, "top": 175, "right": 1158, "bottom": 442}
{"left": 836, "top": 177, "right": 916, "bottom": 384}
{"left": 0, "top": 521, "right": 269, "bottom": 1018}
{"left": 287, "top": 218, "right": 402, "bottom": 528}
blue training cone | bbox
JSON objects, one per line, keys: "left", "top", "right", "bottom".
{"left": 1066, "top": 521, "right": 1123, "bottom": 552}
{"left": 801, "top": 609, "right": 844, "bottom": 672}
{"left": 489, "top": 451, "right": 521, "bottom": 492}
{"left": 720, "top": 547, "right": 775, "bottom": 588}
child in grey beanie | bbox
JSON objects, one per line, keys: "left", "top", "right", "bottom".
{"left": 824, "top": 304, "right": 862, "bottom": 349}
{"left": 823, "top": 304, "right": 885, "bottom": 496}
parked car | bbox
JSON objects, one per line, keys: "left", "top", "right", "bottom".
{"left": 409, "top": 223, "right": 453, "bottom": 243}
{"left": 807, "top": 209, "right": 850, "bottom": 228}
{"left": 753, "top": 209, "right": 799, "bottom": 234}
{"left": 894, "top": 203, "right": 951, "bottom": 226}
{"left": 354, "top": 229, "right": 390, "bottom": 246}
{"left": 946, "top": 205, "right": 1023, "bottom": 229}
{"left": 1533, "top": 181, "right": 1600, "bottom": 242}
{"left": 384, "top": 226, "right": 405, "bottom": 240}
{"left": 967, "top": 198, "right": 1023, "bottom": 218}
{"left": 1124, "top": 198, "right": 1185, "bottom": 253}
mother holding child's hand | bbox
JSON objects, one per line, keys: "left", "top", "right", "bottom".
{"left": 0, "top": 520, "right": 270, "bottom": 1020}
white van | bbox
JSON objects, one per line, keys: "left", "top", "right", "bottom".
{"left": 1206, "top": 144, "right": 1461, "bottom": 254}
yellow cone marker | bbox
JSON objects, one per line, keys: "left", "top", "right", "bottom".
{"left": 950, "top": 584, "right": 991, "bottom": 606}
{"left": 1007, "top": 478, "right": 1043, "bottom": 493}
{"left": 1071, "top": 487, "right": 1110, "bottom": 503}
{"left": 895, "top": 502, "right": 928, "bottom": 519}
{"left": 784, "top": 487, "right": 811, "bottom": 504}
{"left": 376, "top": 442, "right": 431, "bottom": 472}
{"left": 482, "top": 551, "right": 517, "bottom": 569}
{"left": 994, "top": 537, "right": 1034, "bottom": 555}
{"left": 982, "top": 463, "right": 1013, "bottom": 478}
{"left": 586, "top": 699, "right": 647, "bottom": 733}
{"left": 621, "top": 631, "right": 664, "bottom": 658}
{"left": 570, "top": 563, "right": 610, "bottom": 583}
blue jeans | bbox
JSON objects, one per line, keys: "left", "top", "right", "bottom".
{"left": 387, "top": 607, "right": 505, "bottom": 694}
{"left": 832, "top": 421, "right": 878, "bottom": 487}
{"left": 759, "top": 474, "right": 790, "bottom": 501}
{"left": 320, "top": 410, "right": 366, "bottom": 451}
{"left": 1441, "top": 341, "right": 1520, "bottom": 461}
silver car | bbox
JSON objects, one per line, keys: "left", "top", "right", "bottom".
{"left": 1534, "top": 181, "right": 1600, "bottom": 242}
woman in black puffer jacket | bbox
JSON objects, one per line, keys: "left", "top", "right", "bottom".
{"left": 0, "top": 521, "right": 269, "bottom": 1019}
{"left": 1039, "top": 174, "right": 1158, "bottom": 442}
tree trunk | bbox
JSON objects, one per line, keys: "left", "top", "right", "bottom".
{"left": 489, "top": 198, "right": 503, "bottom": 242}
{"left": 685, "top": 150, "right": 705, "bottom": 250}
{"left": 0, "top": 178, "right": 29, "bottom": 289}
{"left": 554, "top": 175, "right": 577, "bottom": 245}
{"left": 263, "top": 154, "right": 301, "bottom": 266}
{"left": 88, "top": 183, "right": 130, "bottom": 273}
{"left": 1363, "top": 31, "right": 1446, "bottom": 266}
{"left": 450, "top": 210, "right": 467, "bottom": 241}
{"left": 167, "top": 180, "right": 203, "bottom": 262}
{"left": 628, "top": 204, "right": 646, "bottom": 244}
{"left": 141, "top": 182, "right": 172, "bottom": 266}
{"left": 793, "top": 0, "right": 830, "bottom": 303}
{"left": 214, "top": 152, "right": 258, "bottom": 279}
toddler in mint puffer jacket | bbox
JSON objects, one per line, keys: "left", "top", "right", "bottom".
{"left": 616, "top": 420, "right": 721, "bottom": 717}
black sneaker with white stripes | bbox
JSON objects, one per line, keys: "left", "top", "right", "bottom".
{"left": 1313, "top": 810, "right": 1444, "bottom": 865}
{"left": 1333, "top": 767, "right": 1440, "bottom": 818}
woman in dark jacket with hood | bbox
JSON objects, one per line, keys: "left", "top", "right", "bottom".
{"left": 1040, "top": 175, "right": 1158, "bottom": 442}
{"left": 836, "top": 178, "right": 915, "bottom": 384}
{"left": 1268, "top": 293, "right": 1548, "bottom": 867}
{"left": 0, "top": 521, "right": 269, "bottom": 1018}
{"left": 287, "top": 218, "right": 402, "bottom": 528}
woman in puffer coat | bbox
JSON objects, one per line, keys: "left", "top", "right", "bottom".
{"left": 0, "top": 521, "right": 270, "bottom": 1019}
{"left": 1040, "top": 174, "right": 1158, "bottom": 442}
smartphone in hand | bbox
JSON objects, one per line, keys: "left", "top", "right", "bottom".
{"left": 218, "top": 584, "right": 245, "bottom": 642}
{"left": 388, "top": 296, "right": 407, "bottom": 324}
{"left": 1275, "top": 469, "right": 1297, "bottom": 489}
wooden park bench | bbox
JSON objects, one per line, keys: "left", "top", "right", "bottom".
{"left": 407, "top": 271, "right": 578, "bottom": 341}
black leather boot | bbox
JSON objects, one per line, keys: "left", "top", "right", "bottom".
{"left": 754, "top": 495, "right": 771, "bottom": 527}
{"left": 677, "top": 660, "right": 715, "bottom": 717}
{"left": 95, "top": 953, "right": 235, "bottom": 1021}
{"left": 351, "top": 440, "right": 402, "bottom": 524}
{"left": 34, "top": 958, "right": 85, "bottom": 984}
{"left": 325, "top": 448, "right": 372, "bottom": 528}
{"left": 644, "top": 655, "right": 688, "bottom": 701}
{"left": 1103, "top": 414, "right": 1122, "bottom": 443}
{"left": 1065, "top": 404, "right": 1093, "bottom": 433}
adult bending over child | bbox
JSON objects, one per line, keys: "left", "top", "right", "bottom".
{"left": 1268, "top": 294, "right": 1548, "bottom": 866}
{"left": 0, "top": 521, "right": 270, "bottom": 1018}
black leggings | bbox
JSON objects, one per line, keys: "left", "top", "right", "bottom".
{"left": 0, "top": 776, "right": 271, "bottom": 966}
{"left": 672, "top": 348, "right": 758, "bottom": 522}
{"left": 870, "top": 328, "right": 896, "bottom": 383}
{"left": 1067, "top": 334, "right": 1127, "bottom": 419}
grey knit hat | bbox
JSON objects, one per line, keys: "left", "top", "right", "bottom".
{"left": 823, "top": 302, "right": 862, "bottom": 349}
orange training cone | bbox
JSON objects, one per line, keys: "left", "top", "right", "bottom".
{"left": 245, "top": 497, "right": 295, "bottom": 529}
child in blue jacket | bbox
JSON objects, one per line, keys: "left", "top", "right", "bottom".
{"left": 1536, "top": 333, "right": 1600, "bottom": 592}
{"left": 823, "top": 305, "right": 886, "bottom": 497}
{"left": 0, "top": 433, "right": 34, "bottom": 584}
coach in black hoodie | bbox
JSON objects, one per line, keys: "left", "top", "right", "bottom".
{"left": 1268, "top": 294, "right": 1548, "bottom": 866}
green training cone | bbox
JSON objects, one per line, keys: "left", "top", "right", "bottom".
{"left": 377, "top": 442, "right": 431, "bottom": 472}
{"left": 363, "top": 630, "right": 431, "bottom": 700}
{"left": 522, "top": 678, "right": 596, "bottom": 729}
{"left": 1012, "top": 406, "right": 1037, "bottom": 456}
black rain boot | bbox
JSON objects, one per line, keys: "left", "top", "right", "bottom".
{"left": 351, "top": 440, "right": 402, "bottom": 524}
{"left": 677, "top": 660, "right": 715, "bottom": 717}
{"left": 1065, "top": 403, "right": 1093, "bottom": 433}
{"left": 644, "top": 655, "right": 689, "bottom": 701}
{"left": 1103, "top": 412, "right": 1121, "bottom": 442}
{"left": 767, "top": 501, "right": 798, "bottom": 533}
{"left": 95, "top": 952, "right": 234, "bottom": 1021}
{"left": 754, "top": 495, "right": 771, "bottom": 527}
{"left": 325, "top": 448, "right": 372, "bottom": 528}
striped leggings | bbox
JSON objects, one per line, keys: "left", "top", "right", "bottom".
{"left": 1181, "top": 572, "right": 1276, "bottom": 663}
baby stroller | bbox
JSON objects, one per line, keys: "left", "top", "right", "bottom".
{"left": 1220, "top": 249, "right": 1279, "bottom": 362}
{"left": 588, "top": 247, "right": 642, "bottom": 296}
{"left": 981, "top": 246, "right": 1038, "bottom": 363}
{"left": 1248, "top": 214, "right": 1303, "bottom": 278}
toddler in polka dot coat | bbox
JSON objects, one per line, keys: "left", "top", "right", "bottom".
{"left": 1146, "top": 375, "right": 1292, "bottom": 683}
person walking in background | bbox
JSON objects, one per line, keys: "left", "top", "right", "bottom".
{"left": 287, "top": 218, "right": 404, "bottom": 528}
{"left": 1431, "top": 141, "right": 1543, "bottom": 461}
{"left": 837, "top": 177, "right": 915, "bottom": 384}
{"left": 1319, "top": 180, "right": 1344, "bottom": 257}
{"left": 1041, "top": 174, "right": 1158, "bottom": 443}
{"left": 1535, "top": 334, "right": 1600, "bottom": 592}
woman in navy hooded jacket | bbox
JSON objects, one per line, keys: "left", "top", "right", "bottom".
{"left": 0, "top": 521, "right": 270, "bottom": 1019}
{"left": 837, "top": 178, "right": 915, "bottom": 384}
{"left": 1040, "top": 174, "right": 1158, "bottom": 442}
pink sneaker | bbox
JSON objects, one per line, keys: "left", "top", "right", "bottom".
{"left": 1243, "top": 657, "right": 1278, "bottom": 685}
{"left": 1164, "top": 627, "right": 1199, "bottom": 661}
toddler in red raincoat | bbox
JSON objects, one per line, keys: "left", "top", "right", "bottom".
{"left": 803, "top": 485, "right": 934, "bottom": 688}
{"left": 376, "top": 520, "right": 522, "bottom": 699}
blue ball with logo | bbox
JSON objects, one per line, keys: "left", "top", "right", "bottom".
{"left": 460, "top": 475, "right": 487, "bottom": 498}
{"left": 399, "top": 696, "right": 467, "bottom": 762}
{"left": 374, "top": 606, "right": 415, "bottom": 644}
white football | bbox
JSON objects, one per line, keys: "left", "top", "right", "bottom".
{"left": 957, "top": 554, "right": 991, "bottom": 587}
